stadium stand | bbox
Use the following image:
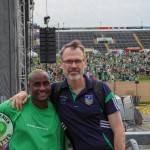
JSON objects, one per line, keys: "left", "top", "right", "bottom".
{"left": 55, "top": 29, "right": 150, "bottom": 54}
{"left": 135, "top": 30, "right": 150, "bottom": 49}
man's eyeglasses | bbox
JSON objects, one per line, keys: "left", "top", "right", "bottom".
{"left": 62, "top": 59, "right": 84, "bottom": 66}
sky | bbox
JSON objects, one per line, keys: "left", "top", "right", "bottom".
{"left": 33, "top": 0, "right": 150, "bottom": 28}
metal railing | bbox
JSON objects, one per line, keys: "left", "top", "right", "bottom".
{"left": 126, "top": 139, "right": 139, "bottom": 150}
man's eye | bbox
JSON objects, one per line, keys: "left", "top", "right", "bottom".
{"left": 43, "top": 81, "right": 50, "bottom": 86}
{"left": 75, "top": 59, "right": 82, "bottom": 63}
{"left": 66, "top": 60, "right": 72, "bottom": 64}
{"left": 33, "top": 82, "right": 40, "bottom": 87}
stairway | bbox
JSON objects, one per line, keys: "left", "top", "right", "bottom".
{"left": 133, "top": 33, "right": 144, "bottom": 49}
{"left": 101, "top": 34, "right": 109, "bottom": 52}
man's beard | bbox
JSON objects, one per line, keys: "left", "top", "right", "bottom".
{"left": 66, "top": 68, "right": 84, "bottom": 81}
{"left": 67, "top": 74, "right": 82, "bottom": 81}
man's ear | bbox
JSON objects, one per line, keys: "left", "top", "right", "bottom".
{"left": 84, "top": 59, "right": 87, "bottom": 68}
{"left": 27, "top": 81, "right": 30, "bottom": 91}
{"left": 60, "top": 60, "right": 63, "bottom": 68}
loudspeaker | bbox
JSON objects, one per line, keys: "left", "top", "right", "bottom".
{"left": 40, "top": 27, "right": 56, "bottom": 63}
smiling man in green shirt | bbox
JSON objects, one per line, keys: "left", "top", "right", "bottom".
{"left": 0, "top": 69, "right": 67, "bottom": 150}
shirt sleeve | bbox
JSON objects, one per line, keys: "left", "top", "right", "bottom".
{"left": 102, "top": 82, "right": 120, "bottom": 115}
{"left": 0, "top": 100, "right": 21, "bottom": 120}
{"left": 0, "top": 100, "right": 10, "bottom": 113}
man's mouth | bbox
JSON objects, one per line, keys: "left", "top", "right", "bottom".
{"left": 38, "top": 92, "right": 47, "bottom": 97}
{"left": 69, "top": 72, "right": 79, "bottom": 76}
{"left": 69, "top": 70, "right": 79, "bottom": 73}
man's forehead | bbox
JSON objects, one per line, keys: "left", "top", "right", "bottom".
{"left": 29, "top": 72, "right": 49, "bottom": 81}
{"left": 65, "top": 47, "right": 82, "bottom": 52}
{"left": 63, "top": 48, "right": 84, "bottom": 57}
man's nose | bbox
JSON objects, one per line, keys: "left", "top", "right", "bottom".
{"left": 39, "top": 84, "right": 46, "bottom": 90}
{"left": 71, "top": 61, "right": 77, "bottom": 67}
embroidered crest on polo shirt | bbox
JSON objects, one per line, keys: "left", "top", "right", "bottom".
{"left": 85, "top": 95, "right": 93, "bottom": 105}
{"left": 60, "top": 95, "right": 67, "bottom": 104}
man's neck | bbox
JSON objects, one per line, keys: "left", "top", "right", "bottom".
{"left": 32, "top": 99, "right": 48, "bottom": 109}
{"left": 67, "top": 77, "right": 86, "bottom": 94}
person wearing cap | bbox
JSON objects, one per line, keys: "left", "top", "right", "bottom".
{"left": 0, "top": 69, "right": 67, "bottom": 150}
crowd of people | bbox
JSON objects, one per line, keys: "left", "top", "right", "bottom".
{"left": 86, "top": 50, "right": 150, "bottom": 82}
{"left": 36, "top": 50, "right": 150, "bottom": 82}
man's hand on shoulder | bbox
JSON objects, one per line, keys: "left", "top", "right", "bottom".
{"left": 7, "top": 91, "right": 28, "bottom": 110}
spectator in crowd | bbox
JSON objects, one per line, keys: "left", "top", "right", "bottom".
{"left": 97, "top": 69, "right": 103, "bottom": 80}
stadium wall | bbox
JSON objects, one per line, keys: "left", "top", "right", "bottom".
{"left": 107, "top": 82, "right": 150, "bottom": 102}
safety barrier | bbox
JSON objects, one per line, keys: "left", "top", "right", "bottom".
{"left": 126, "top": 139, "right": 139, "bottom": 150}
{"left": 126, "top": 131, "right": 150, "bottom": 146}
{"left": 69, "top": 132, "right": 150, "bottom": 149}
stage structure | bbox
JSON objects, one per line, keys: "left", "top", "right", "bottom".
{"left": 0, "top": 0, "right": 33, "bottom": 102}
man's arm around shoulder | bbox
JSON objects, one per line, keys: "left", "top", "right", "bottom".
{"left": 7, "top": 91, "right": 28, "bottom": 110}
